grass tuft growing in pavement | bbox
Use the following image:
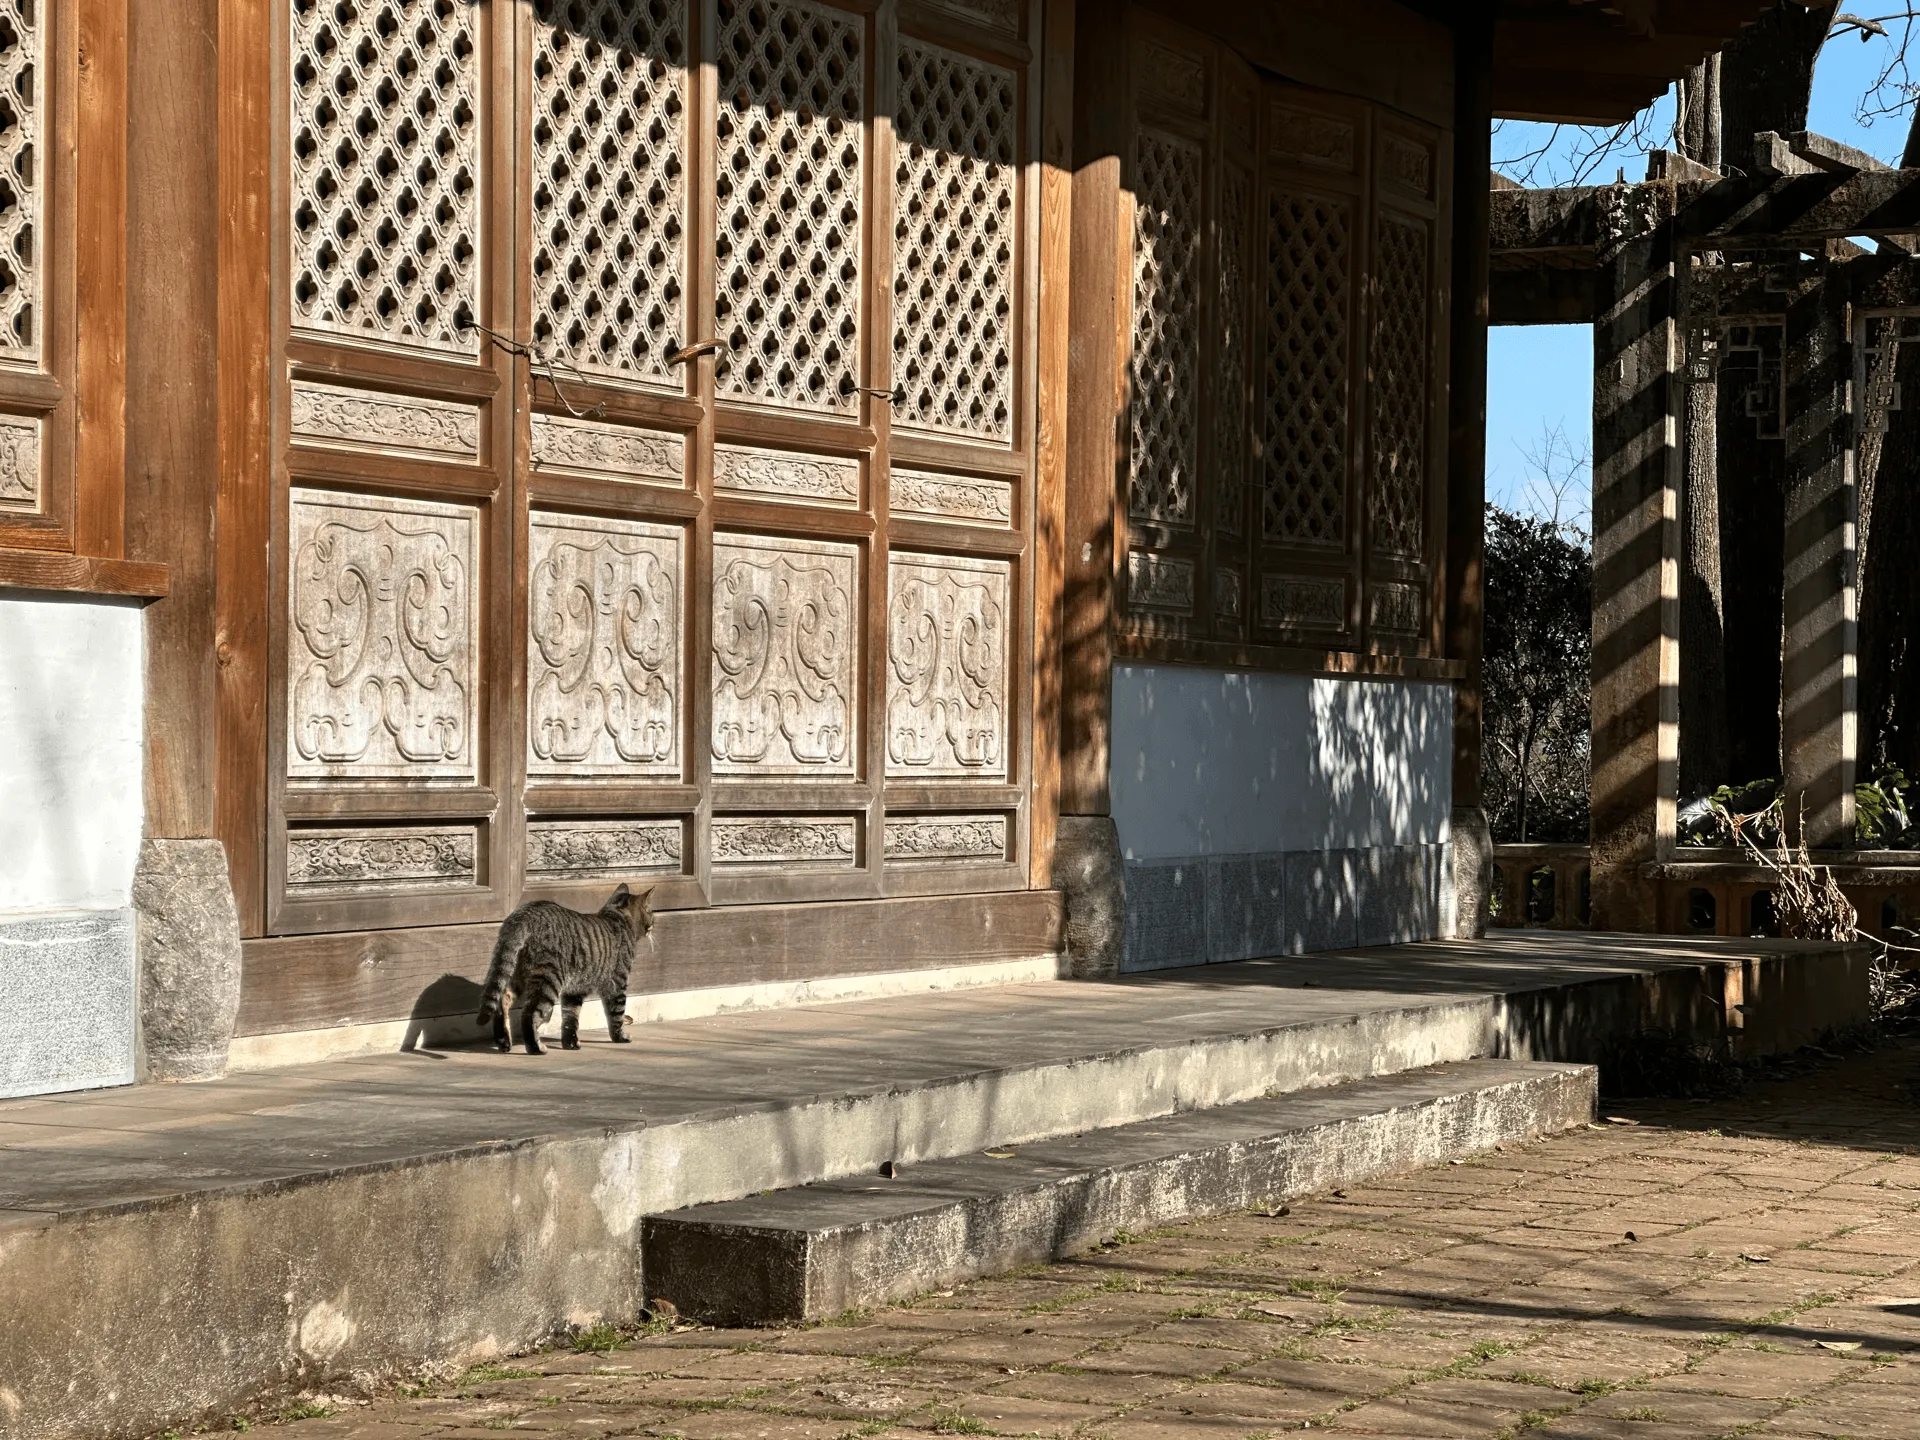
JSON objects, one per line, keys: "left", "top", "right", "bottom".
{"left": 571, "top": 1324, "right": 624, "bottom": 1353}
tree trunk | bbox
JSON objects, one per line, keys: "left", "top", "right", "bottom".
{"left": 1679, "top": 351, "right": 1731, "bottom": 796}
{"left": 1719, "top": 2, "right": 1835, "bottom": 165}
{"left": 1679, "top": 53, "right": 1722, "bottom": 169}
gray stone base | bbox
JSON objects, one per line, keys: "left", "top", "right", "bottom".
{"left": 0, "top": 909, "right": 136, "bottom": 1098}
{"left": 135, "top": 838, "right": 243, "bottom": 1082}
{"left": 1122, "top": 843, "right": 1448, "bottom": 972}
{"left": 1449, "top": 806, "right": 1494, "bottom": 939}
{"left": 1053, "top": 816, "right": 1125, "bottom": 979}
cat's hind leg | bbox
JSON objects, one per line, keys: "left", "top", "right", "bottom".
{"left": 520, "top": 974, "right": 559, "bottom": 1055}
{"left": 491, "top": 999, "right": 512, "bottom": 1053}
{"left": 559, "top": 993, "right": 586, "bottom": 1050}
{"left": 603, "top": 990, "right": 631, "bottom": 1043}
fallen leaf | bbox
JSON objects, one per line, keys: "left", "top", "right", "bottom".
{"left": 1251, "top": 1301, "right": 1295, "bottom": 1318}
{"left": 1740, "top": 1253, "right": 1772, "bottom": 1264}
{"left": 1816, "top": 1340, "right": 1863, "bottom": 1352}
{"left": 879, "top": 1160, "right": 900, "bottom": 1179}
{"left": 983, "top": 1149, "right": 1016, "bottom": 1159}
{"left": 1605, "top": 1116, "right": 1639, "bottom": 1126}
{"left": 1625, "top": 1232, "right": 1638, "bottom": 1242}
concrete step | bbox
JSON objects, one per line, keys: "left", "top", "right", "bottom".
{"left": 642, "top": 1058, "right": 1596, "bottom": 1325}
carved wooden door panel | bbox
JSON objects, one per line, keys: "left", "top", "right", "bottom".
{"left": 1111, "top": 5, "right": 1450, "bottom": 664}
{"left": 269, "top": 0, "right": 1038, "bottom": 935}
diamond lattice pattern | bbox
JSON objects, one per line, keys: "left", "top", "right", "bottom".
{"left": 0, "top": 0, "right": 37, "bottom": 359}
{"left": 715, "top": 0, "right": 864, "bottom": 414}
{"left": 291, "top": 0, "right": 482, "bottom": 354}
{"left": 1129, "top": 127, "right": 1201, "bottom": 526}
{"left": 531, "top": 0, "right": 688, "bottom": 386}
{"left": 1370, "top": 215, "right": 1428, "bottom": 558}
{"left": 1213, "top": 164, "right": 1251, "bottom": 536}
{"left": 1261, "top": 189, "right": 1349, "bottom": 547}
{"left": 892, "top": 40, "right": 1017, "bottom": 442}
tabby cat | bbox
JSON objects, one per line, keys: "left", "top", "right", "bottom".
{"left": 476, "top": 884, "right": 655, "bottom": 1054}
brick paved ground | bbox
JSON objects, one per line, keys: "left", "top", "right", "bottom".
{"left": 274, "top": 1039, "right": 1920, "bottom": 1440}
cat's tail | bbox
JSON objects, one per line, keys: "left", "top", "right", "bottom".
{"left": 476, "top": 914, "right": 528, "bottom": 1023}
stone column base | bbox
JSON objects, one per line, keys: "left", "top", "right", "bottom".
{"left": 1052, "top": 816, "right": 1125, "bottom": 980}
{"left": 1449, "top": 806, "right": 1494, "bottom": 940}
{"left": 134, "top": 838, "right": 243, "bottom": 1081}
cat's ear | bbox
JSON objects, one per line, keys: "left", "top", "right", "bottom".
{"left": 636, "top": 886, "right": 655, "bottom": 928}
{"left": 610, "top": 882, "right": 631, "bottom": 906}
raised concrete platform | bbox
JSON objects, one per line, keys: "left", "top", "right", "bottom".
{"left": 644, "top": 1059, "right": 1597, "bottom": 1325}
{"left": 0, "top": 931, "right": 1867, "bottom": 1439}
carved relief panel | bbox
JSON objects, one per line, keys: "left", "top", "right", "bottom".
{"left": 0, "top": 0, "right": 40, "bottom": 363}
{"left": 527, "top": 513, "right": 683, "bottom": 777}
{"left": 886, "top": 553, "right": 1010, "bottom": 779}
{"left": 712, "top": 533, "right": 860, "bottom": 776}
{"left": 287, "top": 489, "right": 480, "bottom": 780}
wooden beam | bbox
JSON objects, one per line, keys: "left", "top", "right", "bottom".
{"left": 1489, "top": 265, "right": 1599, "bottom": 324}
{"left": 0, "top": 547, "right": 168, "bottom": 598}
{"left": 1588, "top": 192, "right": 1681, "bottom": 933}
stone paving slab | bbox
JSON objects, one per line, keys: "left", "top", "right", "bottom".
{"left": 251, "top": 1035, "right": 1920, "bottom": 1440}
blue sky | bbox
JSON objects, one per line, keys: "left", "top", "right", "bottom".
{"left": 1485, "top": 26, "right": 1905, "bottom": 526}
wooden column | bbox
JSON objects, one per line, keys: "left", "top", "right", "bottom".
{"left": 1444, "top": 8, "right": 1494, "bottom": 935}
{"left": 1780, "top": 271, "right": 1857, "bottom": 848}
{"left": 1589, "top": 191, "right": 1681, "bottom": 932}
{"left": 1060, "top": 0, "right": 1127, "bottom": 818}
{"left": 123, "top": 0, "right": 221, "bottom": 839}
{"left": 1444, "top": 8, "right": 1492, "bottom": 814}
{"left": 1029, "top": 0, "right": 1075, "bottom": 885}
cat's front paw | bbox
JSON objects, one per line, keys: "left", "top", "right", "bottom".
{"left": 608, "top": 1030, "right": 632, "bottom": 1043}
{"left": 525, "top": 1036, "right": 547, "bottom": 1056}
{"left": 560, "top": 1035, "right": 580, "bottom": 1051}
{"left": 493, "top": 1035, "right": 512, "bottom": 1053}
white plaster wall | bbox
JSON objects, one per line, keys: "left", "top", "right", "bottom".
{"left": 0, "top": 594, "right": 145, "bottom": 915}
{"left": 1109, "top": 665, "right": 1454, "bottom": 862}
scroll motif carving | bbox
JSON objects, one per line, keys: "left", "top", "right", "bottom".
{"left": 715, "top": 0, "right": 864, "bottom": 414}
{"left": 713, "top": 443, "right": 860, "bottom": 505}
{"left": 1130, "top": 128, "right": 1202, "bottom": 527}
{"left": 286, "top": 826, "right": 476, "bottom": 893}
{"left": 1137, "top": 40, "right": 1205, "bottom": 115}
{"left": 1370, "top": 216, "right": 1430, "bottom": 559}
{"left": 531, "top": 0, "right": 688, "bottom": 387}
{"left": 290, "top": 382, "right": 481, "bottom": 461}
{"left": 1370, "top": 581, "right": 1423, "bottom": 636}
{"left": 886, "top": 553, "right": 1010, "bottom": 779}
{"left": 0, "top": 415, "right": 38, "bottom": 510}
{"left": 1381, "top": 134, "right": 1433, "bottom": 197}
{"left": 1126, "top": 551, "right": 1194, "bottom": 614}
{"left": 530, "top": 414, "right": 684, "bottom": 485}
{"left": 1214, "top": 567, "right": 1243, "bottom": 626}
{"left": 712, "top": 534, "right": 858, "bottom": 775}
{"left": 1268, "top": 100, "right": 1354, "bottom": 171}
{"left": 290, "top": 0, "right": 480, "bottom": 353}
{"left": 885, "top": 815, "right": 1007, "bottom": 862}
{"left": 0, "top": 0, "right": 39, "bottom": 358}
{"left": 893, "top": 40, "right": 1017, "bottom": 444}
{"left": 1260, "top": 574, "right": 1345, "bottom": 630}
{"left": 287, "top": 490, "right": 478, "bottom": 778}
{"left": 528, "top": 514, "right": 682, "bottom": 776}
{"left": 527, "top": 819, "right": 682, "bottom": 880}
{"left": 711, "top": 815, "right": 858, "bottom": 866}
{"left": 890, "top": 467, "right": 1013, "bottom": 527}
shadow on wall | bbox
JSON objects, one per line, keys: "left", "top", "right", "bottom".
{"left": 1109, "top": 667, "right": 1453, "bottom": 860}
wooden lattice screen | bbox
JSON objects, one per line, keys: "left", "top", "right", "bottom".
{"left": 1117, "top": 8, "right": 1450, "bottom": 663}
{"left": 267, "top": 0, "right": 1041, "bottom": 937}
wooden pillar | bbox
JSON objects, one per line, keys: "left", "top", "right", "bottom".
{"left": 1780, "top": 271, "right": 1857, "bottom": 848}
{"left": 1030, "top": 0, "right": 1075, "bottom": 887}
{"left": 124, "top": 0, "right": 220, "bottom": 839}
{"left": 1589, "top": 191, "right": 1681, "bottom": 932}
{"left": 1061, "top": 0, "right": 1127, "bottom": 819}
{"left": 1445, "top": 7, "right": 1494, "bottom": 935}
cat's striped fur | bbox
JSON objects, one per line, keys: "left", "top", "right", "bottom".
{"left": 477, "top": 884, "right": 655, "bottom": 1054}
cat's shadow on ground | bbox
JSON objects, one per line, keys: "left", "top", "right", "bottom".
{"left": 400, "top": 974, "right": 493, "bottom": 1056}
